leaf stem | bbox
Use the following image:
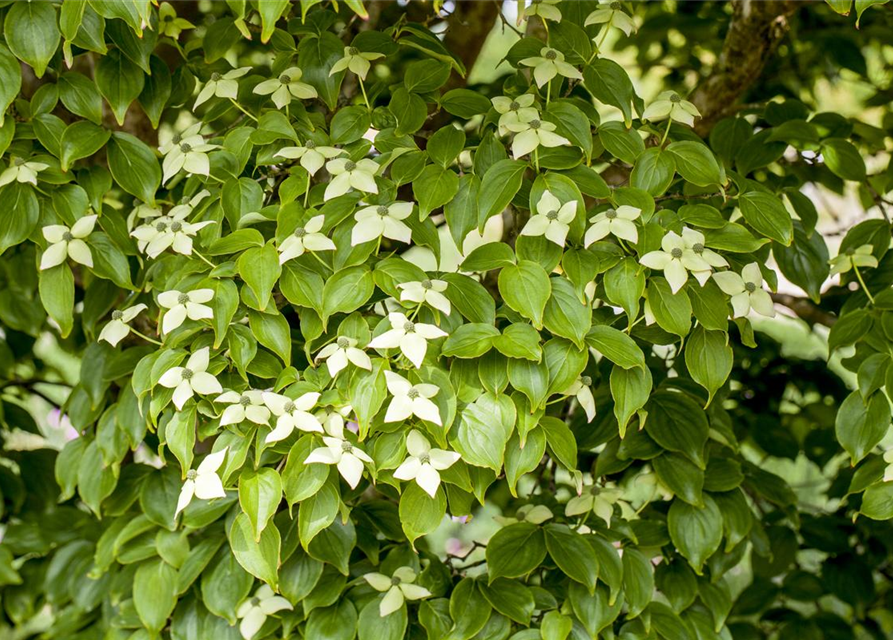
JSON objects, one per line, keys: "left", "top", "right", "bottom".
{"left": 659, "top": 117, "right": 672, "bottom": 147}
{"left": 853, "top": 263, "right": 876, "bottom": 304}
{"left": 193, "top": 250, "right": 216, "bottom": 269}
{"left": 131, "top": 328, "right": 163, "bottom": 346}
{"left": 358, "top": 76, "right": 371, "bottom": 112}
{"left": 229, "top": 99, "right": 257, "bottom": 122}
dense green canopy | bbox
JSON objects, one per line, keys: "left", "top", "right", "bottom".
{"left": 0, "top": 1, "right": 892, "bottom": 639}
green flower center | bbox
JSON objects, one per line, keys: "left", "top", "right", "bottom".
{"left": 545, "top": 50, "right": 557, "bottom": 61}
{"left": 164, "top": 14, "right": 174, "bottom": 22}
{"left": 62, "top": 231, "right": 74, "bottom": 242}
{"left": 284, "top": 401, "right": 296, "bottom": 413}
{"left": 210, "top": 72, "right": 221, "bottom": 81}
{"left": 391, "top": 576, "right": 402, "bottom": 586}
{"left": 605, "top": 208, "right": 617, "bottom": 220}
{"left": 279, "top": 74, "right": 291, "bottom": 84}
{"left": 692, "top": 243, "right": 704, "bottom": 254}
{"left": 671, "top": 248, "right": 683, "bottom": 259}
{"left": 186, "top": 469, "right": 197, "bottom": 480}
{"left": 170, "top": 222, "right": 183, "bottom": 232}
{"left": 177, "top": 293, "right": 190, "bottom": 305}
{"left": 349, "top": 47, "right": 360, "bottom": 56}
{"left": 341, "top": 441, "right": 353, "bottom": 453}
{"left": 581, "top": 375, "right": 592, "bottom": 386}
{"left": 240, "top": 395, "right": 252, "bottom": 406}
{"left": 172, "top": 133, "right": 182, "bottom": 144}
{"left": 419, "top": 453, "right": 430, "bottom": 464}
{"left": 745, "top": 282, "right": 757, "bottom": 293}
{"left": 156, "top": 221, "right": 168, "bottom": 232}
{"left": 509, "top": 100, "right": 520, "bottom": 111}
{"left": 344, "top": 160, "right": 357, "bottom": 171}
{"left": 403, "top": 321, "right": 415, "bottom": 333}
{"left": 529, "top": 119, "right": 541, "bottom": 130}
{"left": 304, "top": 140, "right": 316, "bottom": 149}
{"left": 611, "top": 1, "right": 621, "bottom": 10}
{"left": 293, "top": 227, "right": 306, "bottom": 238}
{"left": 546, "top": 210, "right": 559, "bottom": 221}
{"left": 250, "top": 597, "right": 261, "bottom": 607}
{"left": 421, "top": 279, "right": 433, "bottom": 289}
{"left": 181, "top": 368, "right": 194, "bottom": 380}
{"left": 180, "top": 143, "right": 192, "bottom": 153}
{"left": 337, "top": 337, "right": 350, "bottom": 349}
{"left": 670, "top": 93, "right": 681, "bottom": 103}
{"left": 13, "top": 158, "right": 25, "bottom": 166}
{"left": 377, "top": 205, "right": 389, "bottom": 216}
{"left": 112, "top": 310, "right": 124, "bottom": 321}
{"left": 407, "top": 388, "right": 420, "bottom": 399}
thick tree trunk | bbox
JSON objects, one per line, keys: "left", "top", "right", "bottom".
{"left": 690, "top": 0, "right": 798, "bottom": 136}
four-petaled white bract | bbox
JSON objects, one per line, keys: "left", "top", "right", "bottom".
{"left": 505, "top": 117, "right": 571, "bottom": 159}
{"left": 351, "top": 202, "right": 414, "bottom": 246}
{"left": 393, "top": 430, "right": 460, "bottom": 497}
{"left": 585, "top": 0, "right": 638, "bottom": 36}
{"left": 397, "top": 279, "right": 451, "bottom": 315}
{"left": 158, "top": 347, "right": 223, "bottom": 410}
{"left": 253, "top": 67, "right": 318, "bottom": 109}
{"left": 194, "top": 66, "right": 250, "bottom": 108}
{"left": 642, "top": 91, "right": 702, "bottom": 127}
{"left": 585, "top": 205, "right": 642, "bottom": 245}
{"left": 157, "top": 288, "right": 215, "bottom": 334}
{"left": 383, "top": 371, "right": 442, "bottom": 425}
{"left": 522, "top": 190, "right": 577, "bottom": 247}
{"left": 176, "top": 447, "right": 228, "bottom": 516}
{"left": 40, "top": 215, "right": 97, "bottom": 270}
{"left": 368, "top": 312, "right": 447, "bottom": 368}
{"left": 130, "top": 191, "right": 215, "bottom": 258}
{"left": 98, "top": 304, "right": 147, "bottom": 347}
{"left": 275, "top": 140, "right": 345, "bottom": 176}
{"left": 303, "top": 410, "right": 372, "bottom": 489}
{"left": 278, "top": 214, "right": 336, "bottom": 264}
{"left": 363, "top": 566, "right": 431, "bottom": 617}
{"left": 713, "top": 262, "right": 776, "bottom": 318}
{"left": 215, "top": 389, "right": 271, "bottom": 426}
{"left": 315, "top": 336, "right": 372, "bottom": 377}
{"left": 520, "top": 47, "right": 583, "bottom": 88}
{"left": 325, "top": 157, "right": 380, "bottom": 200}
{"left": 563, "top": 375, "right": 596, "bottom": 422}
{"left": 236, "top": 585, "right": 293, "bottom": 640}
{"left": 639, "top": 227, "right": 727, "bottom": 294}
{"left": 492, "top": 94, "right": 538, "bottom": 136}
{"left": 0, "top": 158, "right": 49, "bottom": 186}
{"left": 262, "top": 391, "right": 323, "bottom": 442}
{"left": 329, "top": 46, "right": 385, "bottom": 80}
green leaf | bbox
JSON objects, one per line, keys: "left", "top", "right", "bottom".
{"left": 95, "top": 49, "right": 145, "bottom": 126}
{"left": 452, "top": 392, "right": 515, "bottom": 471}
{"left": 836, "top": 390, "right": 891, "bottom": 465}
{"left": 546, "top": 101, "right": 593, "bottom": 161}
{"left": 390, "top": 87, "right": 428, "bottom": 135}
{"left": 583, "top": 60, "right": 635, "bottom": 126}
{"left": 604, "top": 257, "right": 645, "bottom": 326}
{"left": 0, "top": 44, "right": 22, "bottom": 127}
{"left": 477, "top": 160, "right": 527, "bottom": 228}
{"left": 585, "top": 325, "right": 645, "bottom": 370}
{"left": 59, "top": 72, "right": 103, "bottom": 125}
{"left": 413, "top": 165, "right": 459, "bottom": 220}
{"left": 441, "top": 88, "right": 491, "bottom": 118}
{"left": 493, "top": 324, "right": 543, "bottom": 362}
{"left": 498, "top": 260, "right": 551, "bottom": 329}
{"left": 5, "top": 1, "right": 60, "bottom": 78}
{"left": 738, "top": 191, "right": 793, "bottom": 246}
{"left": 331, "top": 105, "right": 372, "bottom": 145}
{"left": 684, "top": 327, "right": 732, "bottom": 406}
{"left": 248, "top": 309, "right": 292, "bottom": 365}
{"left": 38, "top": 265, "right": 75, "bottom": 338}
{"left": 860, "top": 481, "right": 893, "bottom": 520}
{"left": 645, "top": 390, "right": 709, "bottom": 468}
{"left": 646, "top": 277, "right": 692, "bottom": 337}
{"left": 237, "top": 244, "right": 281, "bottom": 311}
{"left": 668, "top": 495, "right": 723, "bottom": 575}
{"left": 60, "top": 121, "right": 110, "bottom": 172}
{"left": 441, "top": 323, "right": 500, "bottom": 358}
{"left": 322, "top": 266, "right": 374, "bottom": 325}
{"left": 239, "top": 468, "right": 282, "bottom": 541}
{"left": 257, "top": 0, "right": 289, "bottom": 43}
{"left": 609, "top": 365, "right": 652, "bottom": 437}
{"left": 133, "top": 559, "right": 178, "bottom": 635}
{"left": 230, "top": 511, "right": 281, "bottom": 589}
{"left": 1, "top": 183, "right": 40, "bottom": 254}
{"left": 477, "top": 578, "right": 535, "bottom": 625}
{"left": 822, "top": 138, "right": 866, "bottom": 181}
{"left": 653, "top": 452, "right": 705, "bottom": 507}
{"left": 107, "top": 132, "right": 161, "bottom": 205}
{"left": 544, "top": 524, "right": 599, "bottom": 592}
{"left": 359, "top": 598, "right": 406, "bottom": 640}
{"left": 298, "top": 32, "right": 345, "bottom": 110}
{"left": 485, "top": 523, "right": 547, "bottom": 582}
{"left": 399, "top": 482, "right": 446, "bottom": 548}
{"left": 404, "top": 59, "right": 451, "bottom": 93}
{"left": 138, "top": 55, "right": 172, "bottom": 129}
{"left": 299, "top": 481, "right": 339, "bottom": 548}
{"left": 666, "top": 141, "right": 724, "bottom": 187}
{"left": 621, "top": 548, "right": 654, "bottom": 618}
{"left": 630, "top": 147, "right": 676, "bottom": 197}
{"left": 427, "top": 126, "right": 466, "bottom": 168}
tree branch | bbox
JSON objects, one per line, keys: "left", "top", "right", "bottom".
{"left": 690, "top": 0, "right": 798, "bottom": 136}
{"left": 771, "top": 292, "right": 837, "bottom": 327}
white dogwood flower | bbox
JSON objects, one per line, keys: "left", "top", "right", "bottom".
{"left": 131, "top": 191, "right": 214, "bottom": 258}
{"left": 263, "top": 391, "right": 323, "bottom": 442}
{"left": 324, "top": 158, "right": 379, "bottom": 200}
{"left": 494, "top": 504, "right": 554, "bottom": 526}
{"left": 642, "top": 91, "right": 701, "bottom": 127}
{"left": 369, "top": 312, "right": 447, "bottom": 368}
{"left": 584, "top": 205, "right": 641, "bottom": 245}
{"left": 565, "top": 485, "right": 626, "bottom": 525}
{"left": 215, "top": 389, "right": 271, "bottom": 426}
{"left": 830, "top": 244, "right": 877, "bottom": 276}
{"left": 278, "top": 215, "right": 335, "bottom": 264}
{"left": 364, "top": 567, "right": 431, "bottom": 617}
{"left": 316, "top": 336, "right": 372, "bottom": 377}
{"left": 639, "top": 229, "right": 714, "bottom": 294}
{"left": 161, "top": 135, "right": 218, "bottom": 184}
{"left": 159, "top": 347, "right": 223, "bottom": 410}
{"left": 0, "top": 157, "right": 49, "bottom": 186}
{"left": 393, "top": 430, "right": 460, "bottom": 497}
{"left": 492, "top": 94, "right": 539, "bottom": 136}
{"left": 521, "top": 190, "right": 576, "bottom": 246}
{"left": 157, "top": 288, "right": 214, "bottom": 334}
{"left": 523, "top": 0, "right": 563, "bottom": 23}
{"left": 236, "top": 585, "right": 293, "bottom": 640}
{"left": 384, "top": 371, "right": 442, "bottom": 426}
{"left": 329, "top": 46, "right": 385, "bottom": 80}
{"left": 713, "top": 263, "right": 776, "bottom": 318}
{"left": 304, "top": 412, "right": 372, "bottom": 489}
{"left": 351, "top": 202, "right": 414, "bottom": 246}
{"left": 253, "top": 67, "right": 317, "bottom": 108}
{"left": 563, "top": 375, "right": 596, "bottom": 422}
{"left": 520, "top": 47, "right": 582, "bottom": 87}
{"left": 175, "top": 447, "right": 228, "bottom": 516}
{"left": 158, "top": 2, "right": 195, "bottom": 39}
{"left": 585, "top": 1, "right": 637, "bottom": 37}
{"left": 275, "top": 140, "right": 344, "bottom": 176}
{"left": 398, "top": 279, "right": 451, "bottom": 315}
{"left": 40, "top": 215, "right": 97, "bottom": 270}
{"left": 194, "top": 67, "right": 250, "bottom": 108}
{"left": 505, "top": 118, "right": 570, "bottom": 159}
{"left": 98, "top": 304, "right": 147, "bottom": 347}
